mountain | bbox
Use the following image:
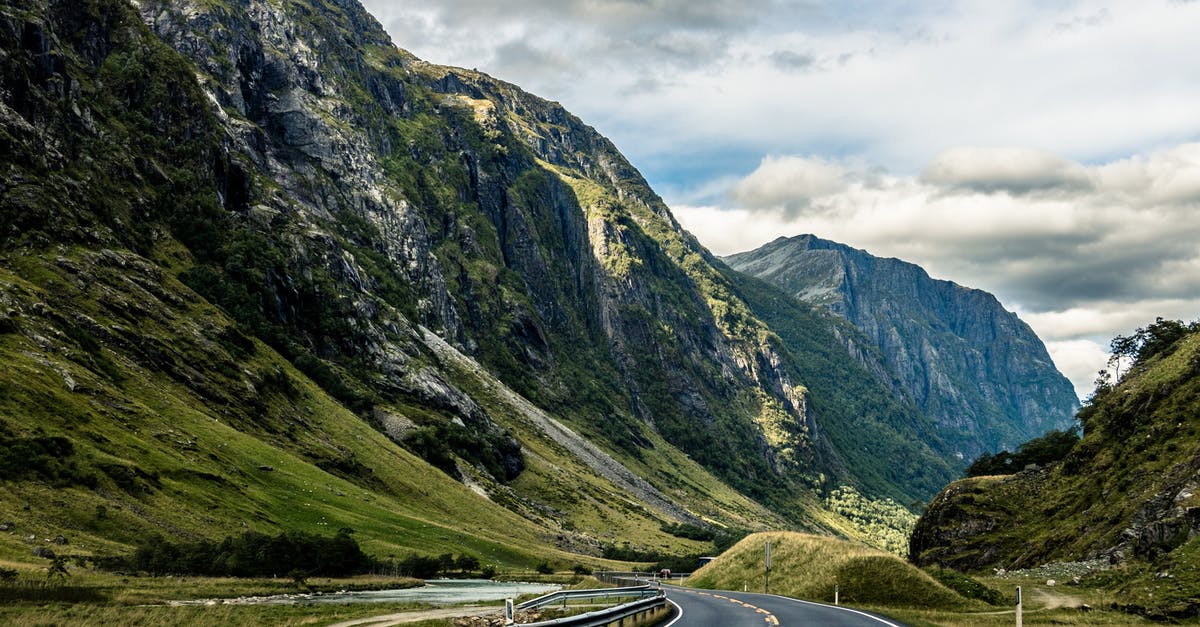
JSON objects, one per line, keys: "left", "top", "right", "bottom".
{"left": 725, "top": 235, "right": 1078, "bottom": 461}
{"left": 910, "top": 319, "right": 1200, "bottom": 619}
{"left": 0, "top": 0, "right": 960, "bottom": 566}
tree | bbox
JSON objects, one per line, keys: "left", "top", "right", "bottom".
{"left": 437, "top": 553, "right": 456, "bottom": 576}
{"left": 456, "top": 555, "right": 480, "bottom": 573}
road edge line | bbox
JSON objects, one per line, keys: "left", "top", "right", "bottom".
{"left": 761, "top": 592, "right": 904, "bottom": 627}
{"left": 663, "top": 598, "right": 685, "bottom": 626}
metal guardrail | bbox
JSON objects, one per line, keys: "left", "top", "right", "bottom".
{"left": 593, "top": 571, "right": 691, "bottom": 586}
{"left": 517, "top": 591, "right": 669, "bottom": 627}
{"left": 516, "top": 585, "right": 660, "bottom": 610}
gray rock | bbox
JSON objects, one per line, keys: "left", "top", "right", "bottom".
{"left": 725, "top": 234, "right": 1079, "bottom": 460}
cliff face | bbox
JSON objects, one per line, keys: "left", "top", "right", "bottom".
{"left": 726, "top": 235, "right": 1079, "bottom": 461}
{"left": 910, "top": 322, "right": 1200, "bottom": 617}
{"left": 0, "top": 0, "right": 959, "bottom": 561}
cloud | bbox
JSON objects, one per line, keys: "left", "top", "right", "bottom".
{"left": 920, "top": 147, "right": 1093, "bottom": 195}
{"left": 730, "top": 156, "right": 860, "bottom": 217}
{"left": 769, "top": 50, "right": 817, "bottom": 72}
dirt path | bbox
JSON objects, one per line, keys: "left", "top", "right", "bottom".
{"left": 326, "top": 605, "right": 495, "bottom": 627}
{"left": 1030, "top": 586, "right": 1085, "bottom": 610}
{"left": 963, "top": 586, "right": 1088, "bottom": 616}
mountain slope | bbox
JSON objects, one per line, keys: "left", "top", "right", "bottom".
{"left": 725, "top": 235, "right": 1078, "bottom": 460}
{"left": 1, "top": 0, "right": 958, "bottom": 566}
{"left": 910, "top": 319, "right": 1200, "bottom": 617}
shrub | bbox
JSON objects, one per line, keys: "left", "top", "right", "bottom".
{"left": 109, "top": 528, "right": 370, "bottom": 577}
{"left": 925, "top": 566, "right": 1004, "bottom": 605}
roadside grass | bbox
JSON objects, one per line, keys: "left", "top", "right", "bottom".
{"left": 868, "top": 606, "right": 1151, "bottom": 626}
{"left": 874, "top": 573, "right": 1155, "bottom": 626}
{"left": 685, "top": 532, "right": 975, "bottom": 610}
{"left": 0, "top": 602, "right": 429, "bottom": 627}
{"left": 0, "top": 571, "right": 423, "bottom": 604}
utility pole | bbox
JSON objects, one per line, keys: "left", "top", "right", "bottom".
{"left": 764, "top": 540, "right": 772, "bottom": 594}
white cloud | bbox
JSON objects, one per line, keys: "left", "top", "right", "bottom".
{"left": 731, "top": 156, "right": 859, "bottom": 216}
{"left": 1043, "top": 340, "right": 1110, "bottom": 400}
{"left": 359, "top": 0, "right": 1200, "bottom": 174}
{"left": 920, "top": 147, "right": 1092, "bottom": 195}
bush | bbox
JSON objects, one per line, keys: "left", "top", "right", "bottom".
{"left": 535, "top": 562, "right": 553, "bottom": 575}
{"left": 0, "top": 433, "right": 98, "bottom": 488}
{"left": 966, "top": 428, "right": 1080, "bottom": 477}
{"left": 925, "top": 566, "right": 1004, "bottom": 605}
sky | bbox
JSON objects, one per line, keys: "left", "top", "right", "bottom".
{"left": 358, "top": 0, "right": 1200, "bottom": 399}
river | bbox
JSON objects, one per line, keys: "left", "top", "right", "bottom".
{"left": 170, "top": 578, "right": 561, "bottom": 606}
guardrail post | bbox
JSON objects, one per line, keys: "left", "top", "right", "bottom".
{"left": 505, "top": 598, "right": 514, "bottom": 626}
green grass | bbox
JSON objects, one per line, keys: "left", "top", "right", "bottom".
{"left": 685, "top": 532, "right": 974, "bottom": 610}
{"left": 0, "top": 251, "right": 608, "bottom": 571}
{"left": 0, "top": 602, "right": 431, "bottom": 627}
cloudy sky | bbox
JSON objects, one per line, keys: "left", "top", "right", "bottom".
{"left": 359, "top": 0, "right": 1200, "bottom": 399}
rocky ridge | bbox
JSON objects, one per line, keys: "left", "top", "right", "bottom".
{"left": 725, "top": 234, "right": 1078, "bottom": 461}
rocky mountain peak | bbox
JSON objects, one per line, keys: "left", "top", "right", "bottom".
{"left": 726, "top": 234, "right": 1078, "bottom": 461}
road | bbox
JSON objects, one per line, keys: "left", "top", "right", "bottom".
{"left": 663, "top": 586, "right": 906, "bottom": 626}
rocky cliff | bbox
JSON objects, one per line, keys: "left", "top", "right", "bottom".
{"left": 0, "top": 0, "right": 957, "bottom": 563}
{"left": 725, "top": 235, "right": 1078, "bottom": 461}
{"left": 910, "top": 319, "right": 1200, "bottom": 618}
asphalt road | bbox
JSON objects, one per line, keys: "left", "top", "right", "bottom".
{"left": 663, "top": 586, "right": 907, "bottom": 626}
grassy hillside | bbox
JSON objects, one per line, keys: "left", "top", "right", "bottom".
{"left": 686, "top": 532, "right": 973, "bottom": 610}
{"left": 0, "top": 250, "right": 572, "bottom": 568}
{"left": 0, "top": 247, "right": 789, "bottom": 572}
{"left": 911, "top": 319, "right": 1200, "bottom": 619}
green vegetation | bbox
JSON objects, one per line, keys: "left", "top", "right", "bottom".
{"left": 911, "top": 319, "right": 1200, "bottom": 620}
{"left": 101, "top": 529, "right": 369, "bottom": 578}
{"left": 687, "top": 532, "right": 973, "bottom": 610}
{"left": 0, "top": 601, "right": 430, "bottom": 627}
{"left": 822, "top": 486, "right": 916, "bottom": 556}
{"left": 965, "top": 428, "right": 1080, "bottom": 477}
{"left": 923, "top": 567, "right": 1004, "bottom": 605}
